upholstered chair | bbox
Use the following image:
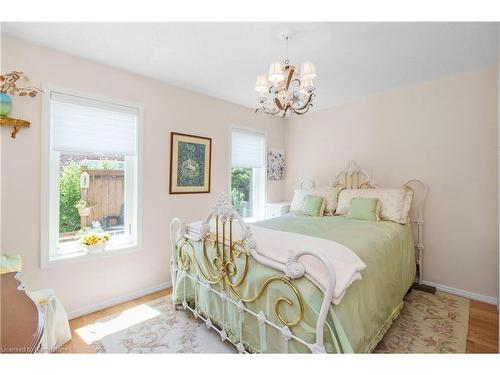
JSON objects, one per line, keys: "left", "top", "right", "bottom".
{"left": 0, "top": 254, "right": 72, "bottom": 352}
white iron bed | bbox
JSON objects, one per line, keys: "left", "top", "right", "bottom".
{"left": 169, "top": 160, "right": 428, "bottom": 353}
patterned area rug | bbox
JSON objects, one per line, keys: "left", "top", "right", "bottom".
{"left": 84, "top": 290, "right": 469, "bottom": 353}
{"left": 374, "top": 290, "right": 470, "bottom": 353}
{"left": 86, "top": 297, "right": 236, "bottom": 353}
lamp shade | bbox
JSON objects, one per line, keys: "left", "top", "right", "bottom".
{"left": 300, "top": 61, "right": 317, "bottom": 80}
{"left": 268, "top": 62, "right": 284, "bottom": 84}
{"left": 254, "top": 75, "right": 269, "bottom": 93}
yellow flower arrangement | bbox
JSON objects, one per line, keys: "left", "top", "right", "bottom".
{"left": 80, "top": 233, "right": 110, "bottom": 246}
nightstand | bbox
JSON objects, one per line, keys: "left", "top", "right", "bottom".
{"left": 264, "top": 201, "right": 291, "bottom": 219}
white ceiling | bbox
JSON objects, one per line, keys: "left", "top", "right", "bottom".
{"left": 2, "top": 22, "right": 498, "bottom": 111}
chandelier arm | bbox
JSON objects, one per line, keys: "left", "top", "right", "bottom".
{"left": 256, "top": 106, "right": 280, "bottom": 116}
{"left": 291, "top": 102, "right": 314, "bottom": 115}
{"left": 274, "top": 97, "right": 285, "bottom": 111}
{"left": 284, "top": 66, "right": 295, "bottom": 91}
{"left": 292, "top": 93, "right": 315, "bottom": 111}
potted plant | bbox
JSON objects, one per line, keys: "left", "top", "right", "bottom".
{"left": 80, "top": 233, "right": 111, "bottom": 253}
{"left": 74, "top": 199, "right": 92, "bottom": 217}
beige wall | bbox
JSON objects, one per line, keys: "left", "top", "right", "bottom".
{"left": 285, "top": 67, "right": 499, "bottom": 301}
{"left": 0, "top": 36, "right": 284, "bottom": 313}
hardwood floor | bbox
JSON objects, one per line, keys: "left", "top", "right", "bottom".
{"left": 60, "top": 289, "right": 498, "bottom": 354}
{"left": 466, "top": 300, "right": 499, "bottom": 353}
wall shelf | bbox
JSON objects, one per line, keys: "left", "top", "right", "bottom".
{"left": 0, "top": 116, "right": 30, "bottom": 138}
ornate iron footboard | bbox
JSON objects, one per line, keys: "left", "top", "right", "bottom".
{"left": 170, "top": 194, "right": 336, "bottom": 353}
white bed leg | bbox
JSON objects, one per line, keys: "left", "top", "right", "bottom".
{"left": 281, "top": 326, "right": 292, "bottom": 353}
{"left": 257, "top": 311, "right": 267, "bottom": 353}
{"left": 220, "top": 290, "right": 227, "bottom": 341}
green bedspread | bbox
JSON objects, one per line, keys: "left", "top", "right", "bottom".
{"left": 255, "top": 213, "right": 416, "bottom": 352}
{"left": 173, "top": 213, "right": 416, "bottom": 353}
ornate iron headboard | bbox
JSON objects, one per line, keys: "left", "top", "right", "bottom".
{"left": 332, "top": 160, "right": 377, "bottom": 189}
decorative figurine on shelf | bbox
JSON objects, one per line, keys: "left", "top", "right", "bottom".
{"left": 0, "top": 71, "right": 41, "bottom": 138}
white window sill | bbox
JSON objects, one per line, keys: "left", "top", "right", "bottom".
{"left": 42, "top": 243, "right": 140, "bottom": 268}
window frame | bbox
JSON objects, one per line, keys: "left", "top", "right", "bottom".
{"left": 228, "top": 125, "right": 267, "bottom": 222}
{"left": 41, "top": 85, "right": 143, "bottom": 268}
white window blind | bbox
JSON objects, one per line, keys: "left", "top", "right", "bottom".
{"left": 51, "top": 92, "right": 138, "bottom": 155}
{"left": 231, "top": 129, "right": 265, "bottom": 168}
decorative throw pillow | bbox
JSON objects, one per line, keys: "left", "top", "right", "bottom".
{"left": 290, "top": 189, "right": 309, "bottom": 211}
{"left": 347, "top": 198, "right": 381, "bottom": 221}
{"left": 302, "top": 195, "right": 325, "bottom": 216}
{"left": 400, "top": 187, "right": 414, "bottom": 223}
{"left": 309, "top": 185, "right": 342, "bottom": 215}
{"left": 336, "top": 187, "right": 413, "bottom": 224}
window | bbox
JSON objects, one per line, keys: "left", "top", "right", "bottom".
{"left": 42, "top": 87, "right": 142, "bottom": 266}
{"left": 230, "top": 127, "right": 266, "bottom": 220}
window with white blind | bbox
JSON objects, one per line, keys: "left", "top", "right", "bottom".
{"left": 41, "top": 86, "right": 142, "bottom": 266}
{"left": 230, "top": 127, "right": 266, "bottom": 221}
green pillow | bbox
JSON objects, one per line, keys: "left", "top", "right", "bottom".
{"left": 302, "top": 195, "right": 324, "bottom": 216}
{"left": 347, "top": 197, "right": 380, "bottom": 221}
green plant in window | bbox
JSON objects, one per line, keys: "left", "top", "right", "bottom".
{"left": 231, "top": 188, "right": 245, "bottom": 211}
{"left": 59, "top": 162, "right": 82, "bottom": 233}
{"left": 231, "top": 168, "right": 252, "bottom": 215}
{"left": 102, "top": 160, "right": 111, "bottom": 170}
{"left": 231, "top": 168, "right": 250, "bottom": 199}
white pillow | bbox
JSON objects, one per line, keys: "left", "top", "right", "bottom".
{"left": 290, "top": 189, "right": 309, "bottom": 211}
{"left": 309, "top": 185, "right": 342, "bottom": 215}
{"left": 336, "top": 187, "right": 413, "bottom": 224}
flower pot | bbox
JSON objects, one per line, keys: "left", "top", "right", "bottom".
{"left": 0, "top": 93, "right": 13, "bottom": 117}
{"left": 83, "top": 242, "right": 107, "bottom": 254}
{"left": 78, "top": 207, "right": 92, "bottom": 217}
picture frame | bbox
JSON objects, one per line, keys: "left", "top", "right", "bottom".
{"left": 169, "top": 132, "right": 212, "bottom": 194}
{"left": 267, "top": 147, "right": 285, "bottom": 181}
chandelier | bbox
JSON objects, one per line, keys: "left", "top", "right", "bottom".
{"left": 254, "top": 30, "right": 317, "bottom": 117}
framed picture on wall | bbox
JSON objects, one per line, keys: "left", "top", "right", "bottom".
{"left": 267, "top": 148, "right": 285, "bottom": 181}
{"left": 169, "top": 132, "right": 212, "bottom": 194}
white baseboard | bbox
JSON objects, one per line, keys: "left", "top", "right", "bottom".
{"left": 423, "top": 280, "right": 498, "bottom": 306}
{"left": 67, "top": 281, "right": 172, "bottom": 320}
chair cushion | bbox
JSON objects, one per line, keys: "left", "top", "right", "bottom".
{"left": 29, "top": 289, "right": 56, "bottom": 305}
{"left": 0, "top": 254, "right": 23, "bottom": 274}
